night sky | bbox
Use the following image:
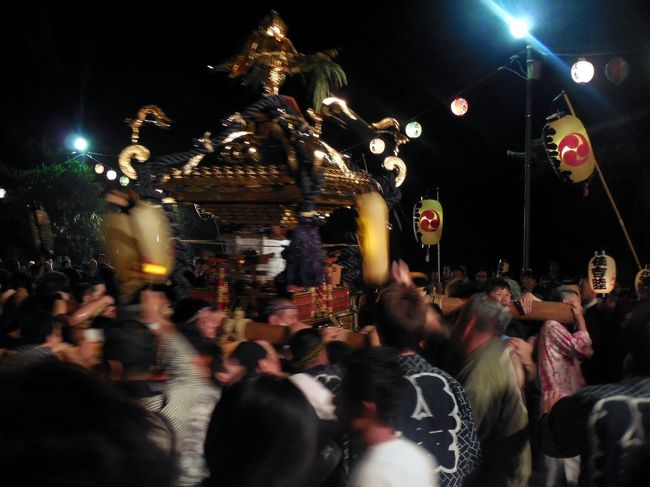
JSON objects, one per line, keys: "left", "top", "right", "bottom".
{"left": 2, "top": 1, "right": 650, "bottom": 284}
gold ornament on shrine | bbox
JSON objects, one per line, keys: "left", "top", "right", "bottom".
{"left": 588, "top": 250, "right": 616, "bottom": 295}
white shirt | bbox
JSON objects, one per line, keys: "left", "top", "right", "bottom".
{"left": 289, "top": 373, "right": 337, "bottom": 420}
{"left": 349, "top": 436, "right": 439, "bottom": 487}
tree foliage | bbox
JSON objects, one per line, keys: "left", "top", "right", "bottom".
{"left": 0, "top": 157, "right": 106, "bottom": 263}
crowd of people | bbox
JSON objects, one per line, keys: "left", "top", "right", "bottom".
{"left": 0, "top": 253, "right": 649, "bottom": 487}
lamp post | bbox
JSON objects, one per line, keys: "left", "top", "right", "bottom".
{"left": 523, "top": 44, "right": 533, "bottom": 271}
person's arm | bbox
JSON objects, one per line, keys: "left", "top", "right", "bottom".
{"left": 543, "top": 320, "right": 593, "bottom": 360}
{"left": 508, "top": 337, "right": 537, "bottom": 383}
{"left": 65, "top": 295, "right": 115, "bottom": 326}
{"left": 139, "top": 290, "right": 204, "bottom": 381}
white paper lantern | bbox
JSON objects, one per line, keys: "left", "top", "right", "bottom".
{"left": 571, "top": 58, "right": 594, "bottom": 83}
{"left": 369, "top": 138, "right": 386, "bottom": 154}
{"left": 106, "top": 170, "right": 117, "bottom": 181}
{"left": 405, "top": 121, "right": 422, "bottom": 138}
{"left": 588, "top": 250, "right": 616, "bottom": 294}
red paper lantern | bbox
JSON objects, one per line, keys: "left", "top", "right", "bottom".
{"left": 605, "top": 57, "right": 629, "bottom": 85}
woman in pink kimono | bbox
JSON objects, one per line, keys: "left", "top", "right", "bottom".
{"left": 538, "top": 285, "right": 593, "bottom": 487}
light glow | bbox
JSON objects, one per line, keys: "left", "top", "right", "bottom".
{"left": 571, "top": 58, "right": 595, "bottom": 83}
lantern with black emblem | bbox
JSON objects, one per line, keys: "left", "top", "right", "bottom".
{"left": 413, "top": 199, "right": 443, "bottom": 262}
{"left": 542, "top": 114, "right": 596, "bottom": 184}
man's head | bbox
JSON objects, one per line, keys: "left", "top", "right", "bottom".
{"left": 555, "top": 285, "right": 581, "bottom": 307}
{"left": 0, "top": 360, "right": 174, "bottom": 487}
{"left": 231, "top": 340, "right": 282, "bottom": 376}
{"left": 19, "top": 310, "right": 62, "bottom": 346}
{"left": 475, "top": 268, "right": 491, "bottom": 285}
{"left": 61, "top": 257, "right": 72, "bottom": 269}
{"left": 521, "top": 270, "right": 538, "bottom": 291}
{"left": 75, "top": 279, "right": 107, "bottom": 304}
{"left": 173, "top": 298, "right": 223, "bottom": 340}
{"left": 336, "top": 347, "right": 404, "bottom": 439}
{"left": 374, "top": 284, "right": 427, "bottom": 351}
{"left": 452, "top": 294, "right": 512, "bottom": 354}
{"left": 289, "top": 328, "right": 328, "bottom": 371}
{"left": 266, "top": 299, "right": 299, "bottom": 327}
{"left": 485, "top": 278, "right": 511, "bottom": 307}
{"left": 102, "top": 321, "right": 157, "bottom": 379}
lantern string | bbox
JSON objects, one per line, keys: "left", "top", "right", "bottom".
{"left": 547, "top": 44, "right": 650, "bottom": 58}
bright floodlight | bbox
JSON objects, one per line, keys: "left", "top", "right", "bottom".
{"left": 509, "top": 18, "right": 529, "bottom": 39}
{"left": 73, "top": 137, "right": 88, "bottom": 152}
{"left": 106, "top": 170, "right": 117, "bottom": 181}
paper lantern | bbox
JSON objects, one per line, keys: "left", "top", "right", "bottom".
{"left": 413, "top": 199, "right": 443, "bottom": 247}
{"left": 356, "top": 192, "right": 389, "bottom": 286}
{"left": 104, "top": 200, "right": 175, "bottom": 296}
{"left": 405, "top": 121, "right": 422, "bottom": 138}
{"left": 450, "top": 97, "right": 468, "bottom": 116}
{"left": 605, "top": 57, "right": 629, "bottom": 85}
{"left": 571, "top": 58, "right": 594, "bottom": 83}
{"left": 588, "top": 251, "right": 616, "bottom": 294}
{"left": 94, "top": 164, "right": 105, "bottom": 174}
{"left": 635, "top": 265, "right": 650, "bottom": 297}
{"left": 369, "top": 138, "right": 385, "bottom": 154}
{"left": 542, "top": 114, "right": 596, "bottom": 184}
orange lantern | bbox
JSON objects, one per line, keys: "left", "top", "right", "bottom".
{"left": 635, "top": 265, "right": 650, "bottom": 297}
{"left": 450, "top": 97, "right": 468, "bottom": 116}
{"left": 588, "top": 251, "right": 616, "bottom": 295}
{"left": 542, "top": 115, "right": 596, "bottom": 184}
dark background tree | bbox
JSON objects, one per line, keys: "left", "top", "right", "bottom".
{"left": 0, "top": 157, "right": 105, "bottom": 264}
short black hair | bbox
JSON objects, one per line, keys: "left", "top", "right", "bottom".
{"left": 204, "top": 374, "right": 318, "bottom": 487}
{"left": 339, "top": 347, "right": 405, "bottom": 427}
{"left": 289, "top": 328, "right": 323, "bottom": 371}
{"left": 36, "top": 271, "right": 70, "bottom": 296}
{"left": 0, "top": 360, "right": 175, "bottom": 487}
{"left": 19, "top": 309, "right": 55, "bottom": 345}
{"left": 231, "top": 341, "right": 268, "bottom": 374}
{"left": 326, "top": 340, "right": 352, "bottom": 365}
{"left": 484, "top": 277, "right": 510, "bottom": 294}
{"left": 102, "top": 320, "right": 157, "bottom": 376}
{"left": 171, "top": 297, "right": 211, "bottom": 325}
{"left": 374, "top": 284, "right": 427, "bottom": 350}
{"left": 521, "top": 270, "right": 537, "bottom": 280}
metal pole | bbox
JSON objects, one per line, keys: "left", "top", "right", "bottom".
{"left": 523, "top": 45, "right": 533, "bottom": 272}
{"left": 437, "top": 187, "right": 441, "bottom": 283}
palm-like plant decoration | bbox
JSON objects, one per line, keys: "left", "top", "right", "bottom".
{"left": 297, "top": 49, "right": 348, "bottom": 112}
